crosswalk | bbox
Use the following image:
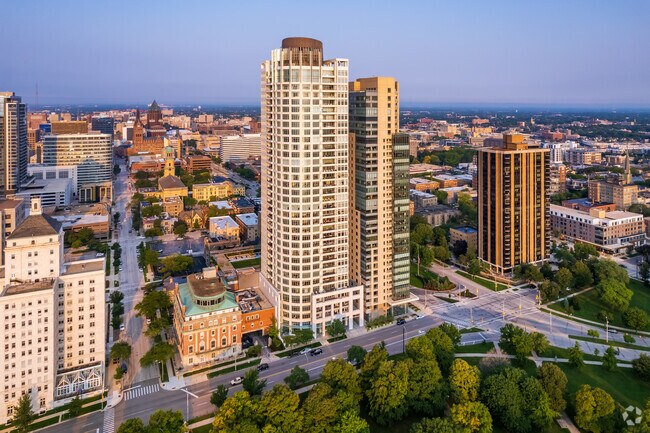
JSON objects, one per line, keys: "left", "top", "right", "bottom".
{"left": 123, "top": 384, "right": 160, "bottom": 400}
{"left": 103, "top": 407, "right": 115, "bottom": 433}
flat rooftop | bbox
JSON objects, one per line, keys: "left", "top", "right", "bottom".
{"left": 64, "top": 259, "right": 104, "bottom": 275}
{"left": 236, "top": 288, "right": 273, "bottom": 313}
{"left": 236, "top": 213, "right": 258, "bottom": 226}
{"left": 2, "top": 279, "right": 55, "bottom": 297}
{"left": 452, "top": 226, "right": 477, "bottom": 234}
{"left": 0, "top": 198, "right": 24, "bottom": 210}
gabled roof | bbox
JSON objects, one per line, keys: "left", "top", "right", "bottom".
{"left": 158, "top": 175, "right": 186, "bottom": 190}
{"left": 7, "top": 214, "right": 62, "bottom": 240}
{"left": 149, "top": 100, "right": 161, "bottom": 112}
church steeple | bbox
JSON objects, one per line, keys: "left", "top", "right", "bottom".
{"left": 624, "top": 150, "right": 632, "bottom": 184}
{"left": 163, "top": 145, "right": 175, "bottom": 177}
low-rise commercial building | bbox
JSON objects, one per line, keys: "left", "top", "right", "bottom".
{"left": 193, "top": 181, "right": 244, "bottom": 202}
{"left": 565, "top": 148, "right": 602, "bottom": 166}
{"left": 208, "top": 216, "right": 240, "bottom": 240}
{"left": 16, "top": 179, "right": 74, "bottom": 209}
{"left": 416, "top": 205, "right": 461, "bottom": 226}
{"left": 550, "top": 204, "right": 645, "bottom": 252}
{"left": 409, "top": 177, "right": 439, "bottom": 192}
{"left": 450, "top": 226, "right": 478, "bottom": 253}
{"left": 183, "top": 155, "right": 212, "bottom": 173}
{"left": 235, "top": 213, "right": 259, "bottom": 243}
{"left": 410, "top": 190, "right": 438, "bottom": 211}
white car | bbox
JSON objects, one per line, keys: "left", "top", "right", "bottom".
{"left": 300, "top": 347, "right": 312, "bottom": 355}
{"left": 119, "top": 323, "right": 125, "bottom": 332}
{"left": 230, "top": 377, "right": 243, "bottom": 386}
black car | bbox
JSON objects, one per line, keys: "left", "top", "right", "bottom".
{"left": 310, "top": 348, "right": 323, "bottom": 356}
{"left": 257, "top": 363, "right": 269, "bottom": 371}
{"left": 396, "top": 318, "right": 406, "bottom": 325}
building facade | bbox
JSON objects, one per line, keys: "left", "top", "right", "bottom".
{"left": 50, "top": 121, "right": 88, "bottom": 135}
{"left": 348, "top": 77, "right": 410, "bottom": 317}
{"left": 550, "top": 204, "right": 645, "bottom": 252}
{"left": 0, "top": 198, "right": 104, "bottom": 423}
{"left": 218, "top": 134, "right": 262, "bottom": 163}
{"left": 42, "top": 133, "right": 112, "bottom": 202}
{"left": 192, "top": 181, "right": 244, "bottom": 202}
{"left": 260, "top": 38, "right": 364, "bottom": 334}
{"left": 0, "top": 92, "right": 28, "bottom": 195}
{"left": 478, "top": 133, "right": 550, "bottom": 275}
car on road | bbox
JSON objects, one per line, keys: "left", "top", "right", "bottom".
{"left": 396, "top": 318, "right": 406, "bottom": 325}
{"left": 146, "top": 318, "right": 151, "bottom": 325}
{"left": 310, "top": 348, "right": 322, "bottom": 356}
{"left": 300, "top": 347, "right": 312, "bottom": 355}
{"left": 95, "top": 253, "right": 105, "bottom": 258}
{"left": 230, "top": 377, "right": 243, "bottom": 386}
{"left": 257, "top": 363, "right": 269, "bottom": 371}
{"left": 119, "top": 323, "right": 125, "bottom": 331}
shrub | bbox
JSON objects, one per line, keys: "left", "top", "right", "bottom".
{"left": 587, "top": 329, "right": 599, "bottom": 338}
{"left": 624, "top": 334, "right": 636, "bottom": 344}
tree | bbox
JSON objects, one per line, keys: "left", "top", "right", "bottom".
{"left": 452, "top": 240, "right": 468, "bottom": 257}
{"left": 573, "top": 261, "right": 594, "bottom": 288}
{"left": 449, "top": 359, "right": 481, "bottom": 403}
{"left": 405, "top": 348, "right": 445, "bottom": 416}
{"left": 141, "top": 204, "right": 163, "bottom": 218}
{"left": 458, "top": 192, "right": 478, "bottom": 223}
{"left": 347, "top": 345, "right": 367, "bottom": 367}
{"left": 425, "top": 328, "right": 455, "bottom": 373}
{"left": 598, "top": 279, "right": 633, "bottom": 312}
{"left": 210, "top": 385, "right": 228, "bottom": 408}
{"left": 173, "top": 221, "right": 188, "bottom": 237}
{"left": 67, "top": 396, "right": 83, "bottom": 417}
{"left": 211, "top": 391, "right": 260, "bottom": 433}
{"left": 283, "top": 328, "right": 314, "bottom": 347}
{"left": 117, "top": 418, "right": 146, "bottom": 433}
{"left": 367, "top": 360, "right": 410, "bottom": 425}
{"left": 450, "top": 402, "right": 493, "bottom": 433}
{"left": 409, "top": 417, "right": 457, "bottom": 433}
{"left": 602, "top": 346, "right": 618, "bottom": 371}
{"left": 540, "top": 262, "right": 554, "bottom": 280}
{"left": 302, "top": 383, "right": 360, "bottom": 433}
{"left": 109, "top": 290, "right": 125, "bottom": 305}
{"left": 326, "top": 319, "right": 346, "bottom": 338}
{"left": 537, "top": 363, "right": 568, "bottom": 412}
{"left": 574, "top": 385, "right": 615, "bottom": 433}
{"left": 633, "top": 354, "right": 650, "bottom": 382}
{"left": 135, "top": 290, "right": 172, "bottom": 320}
{"left": 12, "top": 394, "right": 35, "bottom": 433}
{"left": 439, "top": 322, "right": 461, "bottom": 348}
{"left": 574, "top": 242, "right": 599, "bottom": 261}
{"left": 623, "top": 307, "right": 649, "bottom": 330}
{"left": 419, "top": 247, "right": 435, "bottom": 268}
{"left": 284, "top": 366, "right": 309, "bottom": 390}
{"left": 110, "top": 341, "right": 132, "bottom": 362}
{"left": 592, "top": 258, "right": 629, "bottom": 285}
{"left": 113, "top": 164, "right": 122, "bottom": 175}
{"left": 260, "top": 384, "right": 303, "bottom": 433}
{"left": 242, "top": 368, "right": 267, "bottom": 397}
{"left": 468, "top": 258, "right": 481, "bottom": 276}
{"left": 360, "top": 343, "right": 388, "bottom": 392}
{"left": 555, "top": 267, "right": 573, "bottom": 290}
{"left": 531, "top": 332, "right": 550, "bottom": 354}
{"left": 569, "top": 341, "right": 585, "bottom": 368}
{"left": 140, "top": 341, "right": 175, "bottom": 367}
{"left": 322, "top": 358, "right": 362, "bottom": 402}
{"left": 160, "top": 254, "right": 193, "bottom": 276}
{"left": 539, "top": 281, "right": 560, "bottom": 302}
{"left": 335, "top": 411, "right": 370, "bottom": 433}
{"left": 523, "top": 264, "right": 544, "bottom": 283}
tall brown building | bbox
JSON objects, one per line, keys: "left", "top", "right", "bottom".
{"left": 146, "top": 100, "right": 166, "bottom": 137}
{"left": 348, "top": 77, "right": 410, "bottom": 317}
{"left": 128, "top": 105, "right": 166, "bottom": 156}
{"left": 50, "top": 121, "right": 88, "bottom": 134}
{"left": 478, "top": 134, "right": 550, "bottom": 275}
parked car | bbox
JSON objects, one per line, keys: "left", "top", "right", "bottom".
{"left": 300, "top": 347, "right": 312, "bottom": 355}
{"left": 119, "top": 323, "right": 125, "bottom": 331}
{"left": 257, "top": 363, "right": 269, "bottom": 371}
{"left": 396, "top": 318, "right": 406, "bottom": 326}
{"left": 310, "top": 348, "right": 323, "bottom": 356}
{"left": 230, "top": 377, "right": 243, "bottom": 386}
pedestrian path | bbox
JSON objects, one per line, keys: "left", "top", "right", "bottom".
{"left": 103, "top": 407, "right": 115, "bottom": 433}
{"left": 123, "top": 384, "right": 160, "bottom": 400}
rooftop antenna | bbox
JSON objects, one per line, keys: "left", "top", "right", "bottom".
{"left": 35, "top": 81, "right": 39, "bottom": 109}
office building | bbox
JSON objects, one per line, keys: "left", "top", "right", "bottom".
{"left": 28, "top": 165, "right": 78, "bottom": 193}
{"left": 587, "top": 154, "right": 637, "bottom": 211}
{"left": 218, "top": 134, "right": 261, "bottom": 163}
{"left": 550, "top": 204, "right": 645, "bottom": 253}
{"left": 260, "top": 38, "right": 364, "bottom": 334}
{"left": 235, "top": 213, "right": 259, "bottom": 243}
{"left": 450, "top": 226, "right": 478, "bottom": 253}
{"left": 348, "top": 77, "right": 410, "bottom": 317}
{"left": 42, "top": 133, "right": 112, "bottom": 202}
{"left": 91, "top": 117, "right": 114, "bottom": 138}
{"left": 16, "top": 178, "right": 74, "bottom": 208}
{"left": 478, "top": 133, "right": 550, "bottom": 275}
{"left": 0, "top": 198, "right": 105, "bottom": 423}
{"left": 50, "top": 121, "right": 88, "bottom": 135}
{"left": 548, "top": 163, "right": 567, "bottom": 195}
{"left": 183, "top": 155, "right": 212, "bottom": 173}
{"left": 565, "top": 148, "right": 602, "bottom": 166}
{"left": 0, "top": 92, "right": 28, "bottom": 195}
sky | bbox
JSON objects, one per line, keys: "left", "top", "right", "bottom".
{"left": 2, "top": 0, "right": 650, "bottom": 108}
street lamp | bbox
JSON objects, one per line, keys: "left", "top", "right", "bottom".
{"left": 402, "top": 326, "right": 406, "bottom": 353}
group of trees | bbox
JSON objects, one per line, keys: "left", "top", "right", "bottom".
{"left": 136, "top": 289, "right": 175, "bottom": 368}
{"left": 110, "top": 341, "right": 132, "bottom": 380}
{"left": 65, "top": 227, "right": 107, "bottom": 253}
{"left": 112, "top": 242, "right": 122, "bottom": 274}
{"left": 410, "top": 216, "right": 452, "bottom": 270}
{"left": 416, "top": 146, "right": 476, "bottom": 168}
{"left": 117, "top": 410, "right": 185, "bottom": 433}
{"left": 499, "top": 324, "right": 550, "bottom": 364}
{"left": 109, "top": 290, "right": 125, "bottom": 330}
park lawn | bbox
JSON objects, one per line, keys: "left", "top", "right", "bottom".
{"left": 231, "top": 257, "right": 261, "bottom": 269}
{"left": 455, "top": 341, "right": 494, "bottom": 354}
{"left": 569, "top": 334, "right": 650, "bottom": 352}
{"left": 549, "top": 280, "right": 650, "bottom": 330}
{"left": 190, "top": 423, "right": 213, "bottom": 433}
{"left": 456, "top": 270, "right": 508, "bottom": 291}
{"left": 409, "top": 263, "right": 440, "bottom": 288}
{"left": 538, "top": 346, "right": 601, "bottom": 362}
{"left": 556, "top": 363, "right": 650, "bottom": 407}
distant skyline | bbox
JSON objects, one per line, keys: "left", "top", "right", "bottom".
{"left": 3, "top": 0, "right": 650, "bottom": 108}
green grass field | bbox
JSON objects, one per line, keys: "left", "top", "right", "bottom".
{"left": 231, "top": 257, "right": 261, "bottom": 269}
{"left": 455, "top": 341, "right": 494, "bottom": 354}
{"left": 538, "top": 345, "right": 602, "bottom": 362}
{"left": 409, "top": 263, "right": 440, "bottom": 288}
{"left": 456, "top": 270, "right": 509, "bottom": 291}
{"left": 548, "top": 280, "right": 650, "bottom": 330}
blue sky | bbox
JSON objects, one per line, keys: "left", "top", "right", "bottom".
{"left": 2, "top": 0, "right": 649, "bottom": 107}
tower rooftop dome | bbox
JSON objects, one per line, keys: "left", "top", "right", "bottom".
{"left": 281, "top": 37, "right": 322, "bottom": 50}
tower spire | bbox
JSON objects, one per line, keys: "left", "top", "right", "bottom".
{"left": 624, "top": 150, "right": 632, "bottom": 184}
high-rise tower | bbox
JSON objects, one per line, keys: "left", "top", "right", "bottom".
{"left": 260, "top": 38, "right": 363, "bottom": 334}
{"left": 348, "top": 77, "right": 410, "bottom": 317}
{"left": 0, "top": 92, "right": 28, "bottom": 195}
{"left": 478, "top": 133, "right": 550, "bottom": 275}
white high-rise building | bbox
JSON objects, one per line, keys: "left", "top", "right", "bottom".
{"left": 218, "top": 134, "right": 261, "bottom": 163}
{"left": 260, "top": 38, "right": 363, "bottom": 335}
{"left": 0, "top": 198, "right": 105, "bottom": 423}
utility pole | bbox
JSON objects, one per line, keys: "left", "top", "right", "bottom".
{"left": 606, "top": 317, "right": 609, "bottom": 343}
{"left": 470, "top": 305, "right": 474, "bottom": 325}
{"left": 549, "top": 310, "right": 552, "bottom": 333}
